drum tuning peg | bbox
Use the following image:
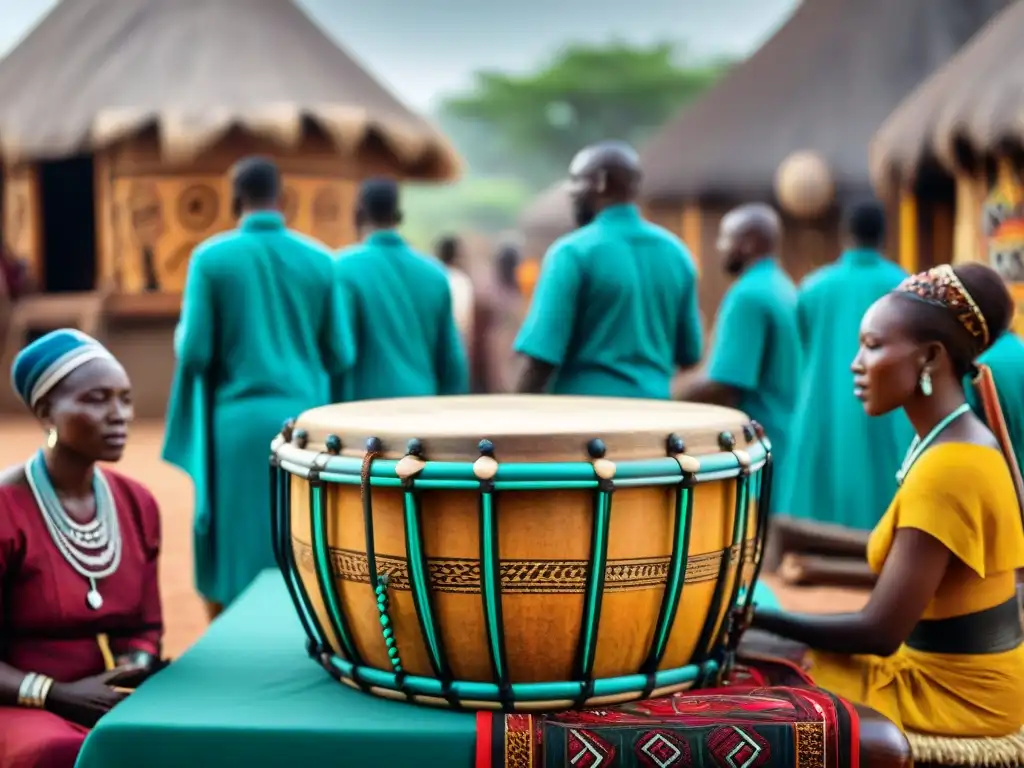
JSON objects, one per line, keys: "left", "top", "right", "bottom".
{"left": 365, "top": 436, "right": 383, "bottom": 453}
{"left": 281, "top": 419, "right": 295, "bottom": 442}
{"left": 475, "top": 439, "right": 499, "bottom": 480}
{"left": 742, "top": 424, "right": 755, "bottom": 443}
{"left": 665, "top": 433, "right": 686, "bottom": 455}
{"left": 587, "top": 439, "right": 615, "bottom": 480}
{"left": 396, "top": 454, "right": 427, "bottom": 480}
{"left": 293, "top": 429, "right": 309, "bottom": 448}
{"left": 406, "top": 438, "right": 425, "bottom": 457}
{"left": 750, "top": 421, "right": 766, "bottom": 440}
{"left": 325, "top": 434, "right": 342, "bottom": 455}
{"left": 718, "top": 431, "right": 736, "bottom": 451}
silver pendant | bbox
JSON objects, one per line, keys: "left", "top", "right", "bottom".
{"left": 86, "top": 588, "right": 103, "bottom": 610}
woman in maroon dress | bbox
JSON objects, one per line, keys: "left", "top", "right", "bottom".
{"left": 0, "top": 329, "right": 164, "bottom": 768}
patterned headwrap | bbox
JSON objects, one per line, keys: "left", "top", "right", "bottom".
{"left": 895, "top": 264, "right": 990, "bottom": 349}
{"left": 11, "top": 329, "right": 116, "bottom": 409}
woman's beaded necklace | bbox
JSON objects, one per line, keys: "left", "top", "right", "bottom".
{"left": 896, "top": 403, "right": 972, "bottom": 486}
{"left": 24, "top": 450, "right": 122, "bottom": 610}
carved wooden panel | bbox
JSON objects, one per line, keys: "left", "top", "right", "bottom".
{"left": 105, "top": 174, "right": 357, "bottom": 294}
{"left": 3, "top": 166, "right": 40, "bottom": 281}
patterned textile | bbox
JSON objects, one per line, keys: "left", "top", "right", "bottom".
{"left": 896, "top": 264, "right": 989, "bottom": 348}
{"left": 475, "top": 660, "right": 859, "bottom": 768}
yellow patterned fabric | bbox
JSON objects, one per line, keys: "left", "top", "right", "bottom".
{"left": 809, "top": 443, "right": 1024, "bottom": 737}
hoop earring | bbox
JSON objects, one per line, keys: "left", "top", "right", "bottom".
{"left": 46, "top": 428, "right": 58, "bottom": 450}
{"left": 919, "top": 370, "right": 933, "bottom": 397}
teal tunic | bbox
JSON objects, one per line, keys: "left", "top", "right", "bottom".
{"left": 163, "top": 212, "right": 354, "bottom": 606}
{"left": 335, "top": 230, "right": 468, "bottom": 400}
{"left": 706, "top": 258, "right": 800, "bottom": 512}
{"left": 514, "top": 204, "right": 702, "bottom": 399}
{"left": 967, "top": 331, "right": 1024, "bottom": 474}
{"left": 783, "top": 250, "right": 912, "bottom": 529}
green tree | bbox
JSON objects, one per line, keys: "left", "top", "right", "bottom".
{"left": 441, "top": 40, "right": 732, "bottom": 187}
{"left": 400, "top": 177, "right": 533, "bottom": 251}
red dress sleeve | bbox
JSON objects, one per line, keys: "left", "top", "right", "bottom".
{"left": 110, "top": 477, "right": 164, "bottom": 658}
{"left": 0, "top": 488, "right": 25, "bottom": 638}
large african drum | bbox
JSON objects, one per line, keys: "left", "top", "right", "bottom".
{"left": 270, "top": 396, "right": 773, "bottom": 712}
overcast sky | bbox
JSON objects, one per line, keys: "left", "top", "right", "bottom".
{"left": 0, "top": 0, "right": 798, "bottom": 109}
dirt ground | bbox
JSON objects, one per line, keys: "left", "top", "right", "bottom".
{"left": 1, "top": 418, "right": 868, "bottom": 658}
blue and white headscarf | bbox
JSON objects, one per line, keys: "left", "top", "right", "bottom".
{"left": 11, "top": 329, "right": 117, "bottom": 409}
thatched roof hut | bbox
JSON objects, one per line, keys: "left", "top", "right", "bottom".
{"left": 641, "top": 0, "right": 1006, "bottom": 206}
{"left": 0, "top": 0, "right": 461, "bottom": 417}
{"left": 871, "top": 0, "right": 1024, "bottom": 192}
{"left": 0, "top": 0, "right": 458, "bottom": 177}
{"left": 870, "top": 0, "right": 1024, "bottom": 331}
{"left": 634, "top": 0, "right": 1006, "bottom": 320}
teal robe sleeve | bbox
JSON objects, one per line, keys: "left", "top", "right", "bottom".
{"left": 675, "top": 262, "right": 704, "bottom": 367}
{"left": 436, "top": 287, "right": 470, "bottom": 396}
{"left": 707, "top": 289, "right": 766, "bottom": 391}
{"left": 162, "top": 249, "right": 217, "bottom": 574}
{"left": 322, "top": 274, "right": 356, "bottom": 403}
{"left": 174, "top": 252, "right": 215, "bottom": 372}
{"left": 513, "top": 243, "right": 581, "bottom": 365}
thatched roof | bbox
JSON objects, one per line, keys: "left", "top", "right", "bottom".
{"left": 640, "top": 0, "right": 1007, "bottom": 204}
{"left": 0, "top": 0, "right": 460, "bottom": 180}
{"left": 519, "top": 181, "right": 573, "bottom": 241}
{"left": 871, "top": 0, "right": 1024, "bottom": 193}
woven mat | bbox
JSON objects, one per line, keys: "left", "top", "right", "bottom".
{"left": 907, "top": 727, "right": 1024, "bottom": 767}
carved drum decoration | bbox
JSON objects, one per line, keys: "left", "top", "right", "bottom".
{"left": 270, "top": 395, "right": 773, "bottom": 712}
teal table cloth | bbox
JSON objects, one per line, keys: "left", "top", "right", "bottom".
{"left": 76, "top": 571, "right": 782, "bottom": 767}
{"left": 76, "top": 570, "right": 476, "bottom": 768}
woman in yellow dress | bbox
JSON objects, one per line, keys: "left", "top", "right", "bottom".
{"left": 752, "top": 262, "right": 1024, "bottom": 737}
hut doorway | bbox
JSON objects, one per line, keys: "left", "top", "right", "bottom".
{"left": 913, "top": 163, "right": 956, "bottom": 271}
{"left": 38, "top": 155, "right": 96, "bottom": 293}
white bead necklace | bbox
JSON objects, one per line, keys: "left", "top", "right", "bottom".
{"left": 25, "top": 451, "right": 122, "bottom": 610}
{"left": 896, "top": 403, "right": 972, "bottom": 486}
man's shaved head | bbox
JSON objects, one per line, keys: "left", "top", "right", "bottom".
{"left": 717, "top": 203, "right": 782, "bottom": 276}
{"left": 567, "top": 141, "right": 642, "bottom": 227}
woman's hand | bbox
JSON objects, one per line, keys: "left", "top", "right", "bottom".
{"left": 114, "top": 651, "right": 163, "bottom": 679}
{"left": 45, "top": 665, "right": 142, "bottom": 727}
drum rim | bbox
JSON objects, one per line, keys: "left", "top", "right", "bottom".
{"left": 318, "top": 652, "right": 721, "bottom": 711}
{"left": 271, "top": 434, "right": 771, "bottom": 486}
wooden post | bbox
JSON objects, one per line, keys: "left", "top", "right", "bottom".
{"left": 681, "top": 203, "right": 702, "bottom": 273}
{"left": 931, "top": 202, "right": 953, "bottom": 268}
{"left": 898, "top": 189, "right": 918, "bottom": 274}
{"left": 953, "top": 172, "right": 985, "bottom": 265}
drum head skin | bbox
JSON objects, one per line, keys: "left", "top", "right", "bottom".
{"left": 294, "top": 395, "right": 753, "bottom": 462}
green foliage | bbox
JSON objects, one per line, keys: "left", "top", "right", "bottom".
{"left": 400, "top": 177, "right": 533, "bottom": 251}
{"left": 440, "top": 40, "right": 732, "bottom": 187}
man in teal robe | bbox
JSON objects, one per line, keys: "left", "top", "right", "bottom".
{"left": 163, "top": 157, "right": 354, "bottom": 617}
{"left": 335, "top": 179, "right": 468, "bottom": 400}
{"left": 782, "top": 202, "right": 912, "bottom": 530}
{"left": 678, "top": 204, "right": 800, "bottom": 513}
{"left": 515, "top": 141, "right": 703, "bottom": 397}
{"left": 967, "top": 329, "right": 1024, "bottom": 473}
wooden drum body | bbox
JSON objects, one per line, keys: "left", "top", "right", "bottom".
{"left": 270, "top": 396, "right": 774, "bottom": 712}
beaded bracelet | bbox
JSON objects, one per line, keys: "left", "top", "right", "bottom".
{"left": 17, "top": 672, "right": 54, "bottom": 709}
